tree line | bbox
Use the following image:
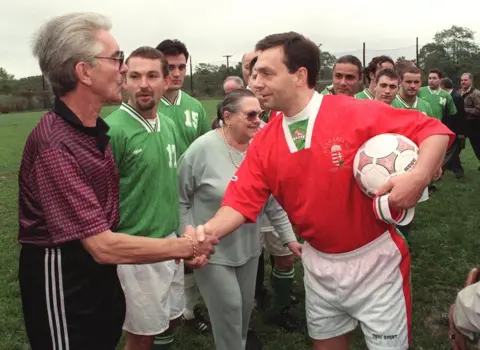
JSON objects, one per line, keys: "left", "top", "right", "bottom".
{"left": 1, "top": 25, "right": 479, "bottom": 113}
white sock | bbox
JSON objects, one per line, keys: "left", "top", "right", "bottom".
{"left": 183, "top": 273, "right": 199, "bottom": 320}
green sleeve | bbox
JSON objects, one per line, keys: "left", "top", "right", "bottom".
{"left": 447, "top": 94, "right": 457, "bottom": 116}
{"left": 107, "top": 125, "right": 127, "bottom": 168}
{"left": 426, "top": 102, "right": 434, "bottom": 118}
{"left": 198, "top": 104, "right": 211, "bottom": 137}
{"left": 177, "top": 152, "right": 196, "bottom": 234}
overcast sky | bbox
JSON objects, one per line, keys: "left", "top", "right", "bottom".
{"left": 2, "top": 0, "right": 480, "bottom": 78}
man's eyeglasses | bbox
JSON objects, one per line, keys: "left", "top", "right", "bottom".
{"left": 94, "top": 51, "right": 125, "bottom": 69}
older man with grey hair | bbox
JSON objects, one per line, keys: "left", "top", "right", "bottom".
{"left": 223, "top": 75, "right": 244, "bottom": 94}
{"left": 18, "top": 12, "right": 217, "bottom": 350}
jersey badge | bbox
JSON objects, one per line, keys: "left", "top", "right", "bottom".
{"left": 323, "top": 137, "right": 352, "bottom": 172}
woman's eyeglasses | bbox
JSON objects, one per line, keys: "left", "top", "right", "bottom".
{"left": 241, "top": 110, "right": 263, "bottom": 121}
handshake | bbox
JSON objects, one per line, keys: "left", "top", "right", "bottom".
{"left": 179, "top": 224, "right": 219, "bottom": 269}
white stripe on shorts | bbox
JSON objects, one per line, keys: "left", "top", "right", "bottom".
{"left": 44, "top": 248, "right": 70, "bottom": 350}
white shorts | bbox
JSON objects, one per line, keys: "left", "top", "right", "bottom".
{"left": 117, "top": 258, "right": 185, "bottom": 335}
{"left": 260, "top": 230, "right": 292, "bottom": 257}
{"left": 302, "top": 230, "right": 411, "bottom": 350}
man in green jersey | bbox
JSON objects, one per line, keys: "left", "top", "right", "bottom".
{"left": 375, "top": 66, "right": 432, "bottom": 237}
{"left": 356, "top": 55, "right": 395, "bottom": 100}
{"left": 320, "top": 55, "right": 362, "bottom": 97}
{"left": 393, "top": 66, "right": 434, "bottom": 116}
{"left": 155, "top": 39, "right": 211, "bottom": 156}
{"left": 156, "top": 39, "right": 211, "bottom": 335}
{"left": 418, "top": 68, "right": 457, "bottom": 120}
{"left": 106, "top": 47, "right": 206, "bottom": 350}
{"left": 373, "top": 68, "right": 400, "bottom": 105}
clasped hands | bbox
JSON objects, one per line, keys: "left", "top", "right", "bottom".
{"left": 181, "top": 224, "right": 218, "bottom": 269}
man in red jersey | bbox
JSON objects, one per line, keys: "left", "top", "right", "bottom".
{"left": 191, "top": 32, "right": 454, "bottom": 350}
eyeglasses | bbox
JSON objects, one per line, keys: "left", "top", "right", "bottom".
{"left": 241, "top": 110, "right": 262, "bottom": 121}
{"left": 94, "top": 51, "right": 125, "bottom": 69}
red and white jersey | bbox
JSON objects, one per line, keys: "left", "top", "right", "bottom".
{"left": 222, "top": 92, "right": 454, "bottom": 254}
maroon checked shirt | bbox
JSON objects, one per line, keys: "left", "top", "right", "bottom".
{"left": 18, "top": 99, "right": 120, "bottom": 246}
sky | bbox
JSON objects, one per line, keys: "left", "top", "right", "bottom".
{"left": 2, "top": 0, "right": 480, "bottom": 79}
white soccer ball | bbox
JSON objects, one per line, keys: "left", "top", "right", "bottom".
{"left": 353, "top": 133, "right": 419, "bottom": 198}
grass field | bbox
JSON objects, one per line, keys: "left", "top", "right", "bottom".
{"left": 0, "top": 100, "right": 479, "bottom": 350}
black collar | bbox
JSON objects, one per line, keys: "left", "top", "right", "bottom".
{"left": 52, "top": 98, "right": 110, "bottom": 153}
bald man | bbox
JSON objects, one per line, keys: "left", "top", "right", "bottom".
{"left": 242, "top": 51, "right": 257, "bottom": 86}
{"left": 223, "top": 76, "right": 244, "bottom": 94}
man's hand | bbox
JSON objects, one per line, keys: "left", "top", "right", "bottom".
{"left": 433, "top": 167, "right": 443, "bottom": 181}
{"left": 375, "top": 169, "right": 430, "bottom": 209}
{"left": 464, "top": 267, "right": 480, "bottom": 286}
{"left": 183, "top": 225, "right": 218, "bottom": 260}
{"left": 287, "top": 242, "right": 302, "bottom": 258}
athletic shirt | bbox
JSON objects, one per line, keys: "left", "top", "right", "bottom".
{"left": 355, "top": 88, "right": 375, "bottom": 100}
{"left": 177, "top": 130, "right": 296, "bottom": 266}
{"left": 392, "top": 95, "right": 434, "bottom": 117}
{"left": 157, "top": 90, "right": 211, "bottom": 156}
{"left": 417, "top": 86, "right": 457, "bottom": 120}
{"left": 222, "top": 92, "right": 454, "bottom": 253}
{"left": 105, "top": 103, "right": 180, "bottom": 238}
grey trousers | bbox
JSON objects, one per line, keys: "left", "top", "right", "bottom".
{"left": 194, "top": 256, "right": 259, "bottom": 350}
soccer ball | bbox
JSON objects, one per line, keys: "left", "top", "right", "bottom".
{"left": 353, "top": 133, "right": 419, "bottom": 198}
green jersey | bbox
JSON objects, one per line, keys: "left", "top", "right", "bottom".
{"left": 392, "top": 94, "right": 434, "bottom": 117}
{"left": 158, "top": 90, "right": 210, "bottom": 156}
{"left": 320, "top": 85, "right": 334, "bottom": 95}
{"left": 355, "top": 88, "right": 375, "bottom": 100}
{"left": 106, "top": 103, "right": 180, "bottom": 238}
{"left": 417, "top": 86, "right": 457, "bottom": 120}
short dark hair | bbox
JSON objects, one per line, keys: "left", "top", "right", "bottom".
{"left": 395, "top": 60, "right": 416, "bottom": 77}
{"left": 126, "top": 46, "right": 169, "bottom": 78}
{"left": 401, "top": 65, "right": 422, "bottom": 79}
{"left": 429, "top": 68, "right": 443, "bottom": 79}
{"left": 441, "top": 77, "right": 453, "bottom": 89}
{"left": 249, "top": 56, "right": 258, "bottom": 75}
{"left": 212, "top": 89, "right": 256, "bottom": 129}
{"left": 155, "top": 39, "right": 189, "bottom": 61}
{"left": 255, "top": 32, "right": 319, "bottom": 88}
{"left": 375, "top": 68, "right": 400, "bottom": 84}
{"left": 364, "top": 55, "right": 395, "bottom": 84}
{"left": 333, "top": 55, "right": 363, "bottom": 77}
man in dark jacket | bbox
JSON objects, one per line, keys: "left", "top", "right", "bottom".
{"left": 460, "top": 73, "right": 480, "bottom": 167}
{"left": 441, "top": 78, "right": 466, "bottom": 178}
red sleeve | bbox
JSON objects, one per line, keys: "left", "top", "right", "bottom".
{"left": 33, "top": 148, "right": 111, "bottom": 244}
{"left": 370, "top": 102, "right": 455, "bottom": 147}
{"left": 221, "top": 138, "right": 271, "bottom": 223}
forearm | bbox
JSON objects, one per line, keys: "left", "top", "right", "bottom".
{"left": 453, "top": 281, "right": 480, "bottom": 339}
{"left": 206, "top": 206, "right": 246, "bottom": 239}
{"left": 82, "top": 230, "right": 193, "bottom": 265}
{"left": 414, "top": 135, "right": 450, "bottom": 180}
{"left": 270, "top": 218, "right": 297, "bottom": 245}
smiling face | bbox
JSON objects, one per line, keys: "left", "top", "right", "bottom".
{"left": 252, "top": 46, "right": 300, "bottom": 112}
{"left": 223, "top": 96, "right": 262, "bottom": 143}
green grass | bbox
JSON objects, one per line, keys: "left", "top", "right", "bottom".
{"left": 0, "top": 101, "right": 479, "bottom": 349}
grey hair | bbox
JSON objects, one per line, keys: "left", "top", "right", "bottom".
{"left": 462, "top": 72, "right": 473, "bottom": 81}
{"left": 32, "top": 12, "right": 112, "bottom": 96}
{"left": 223, "top": 76, "right": 244, "bottom": 88}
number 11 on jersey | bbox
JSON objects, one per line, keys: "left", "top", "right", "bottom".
{"left": 166, "top": 144, "right": 177, "bottom": 168}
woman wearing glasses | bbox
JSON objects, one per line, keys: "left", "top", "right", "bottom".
{"left": 177, "top": 89, "right": 299, "bottom": 350}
